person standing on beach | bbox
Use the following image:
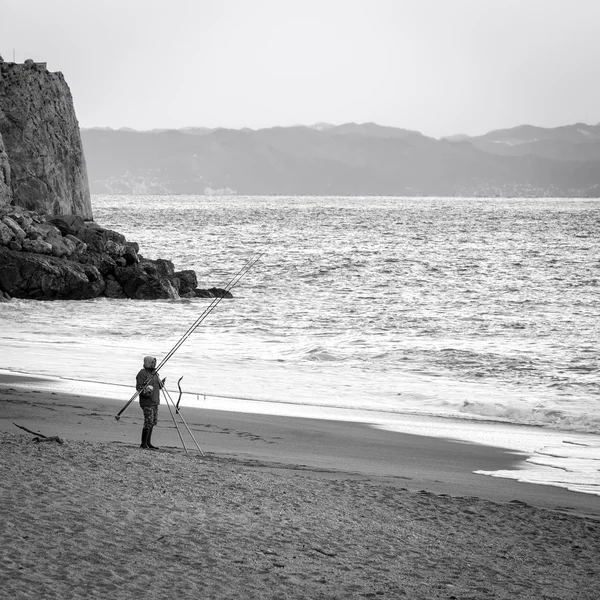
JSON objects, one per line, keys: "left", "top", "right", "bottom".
{"left": 136, "top": 356, "right": 163, "bottom": 450}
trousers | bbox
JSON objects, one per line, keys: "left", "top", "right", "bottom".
{"left": 142, "top": 405, "right": 159, "bottom": 428}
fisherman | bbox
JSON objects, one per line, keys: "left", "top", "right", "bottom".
{"left": 136, "top": 356, "right": 164, "bottom": 450}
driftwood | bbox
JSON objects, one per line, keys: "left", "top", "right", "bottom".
{"left": 13, "top": 423, "right": 64, "bottom": 444}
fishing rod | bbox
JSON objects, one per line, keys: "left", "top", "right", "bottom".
{"left": 162, "top": 384, "right": 205, "bottom": 455}
{"left": 115, "top": 251, "right": 264, "bottom": 420}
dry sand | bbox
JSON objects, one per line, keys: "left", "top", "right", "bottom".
{"left": 1, "top": 375, "right": 600, "bottom": 599}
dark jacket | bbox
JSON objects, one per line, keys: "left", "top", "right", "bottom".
{"left": 136, "top": 368, "right": 161, "bottom": 407}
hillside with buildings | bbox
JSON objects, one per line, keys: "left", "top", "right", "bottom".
{"left": 81, "top": 123, "right": 600, "bottom": 197}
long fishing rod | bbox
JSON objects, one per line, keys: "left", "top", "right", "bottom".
{"left": 115, "top": 251, "right": 264, "bottom": 420}
{"left": 151, "top": 252, "right": 262, "bottom": 373}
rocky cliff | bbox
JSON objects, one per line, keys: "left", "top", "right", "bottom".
{"left": 0, "top": 59, "right": 221, "bottom": 302}
{"left": 0, "top": 59, "right": 92, "bottom": 218}
{"left": 0, "top": 131, "right": 10, "bottom": 206}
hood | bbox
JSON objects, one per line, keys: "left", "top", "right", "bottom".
{"left": 143, "top": 356, "right": 157, "bottom": 369}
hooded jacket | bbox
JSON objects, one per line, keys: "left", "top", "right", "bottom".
{"left": 136, "top": 356, "right": 161, "bottom": 408}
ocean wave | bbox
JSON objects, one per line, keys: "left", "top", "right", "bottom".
{"left": 302, "top": 346, "right": 341, "bottom": 362}
{"left": 459, "top": 400, "right": 600, "bottom": 434}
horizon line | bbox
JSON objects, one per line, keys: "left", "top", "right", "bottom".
{"left": 80, "top": 120, "right": 600, "bottom": 140}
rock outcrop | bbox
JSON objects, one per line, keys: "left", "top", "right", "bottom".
{"left": 0, "top": 131, "right": 11, "bottom": 206}
{"left": 0, "top": 58, "right": 225, "bottom": 302}
{"left": 0, "top": 59, "right": 92, "bottom": 218}
{"left": 0, "top": 205, "right": 226, "bottom": 301}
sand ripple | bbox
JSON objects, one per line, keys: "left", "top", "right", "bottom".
{"left": 1, "top": 433, "right": 599, "bottom": 599}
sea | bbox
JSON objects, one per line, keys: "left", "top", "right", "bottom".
{"left": 1, "top": 195, "right": 599, "bottom": 495}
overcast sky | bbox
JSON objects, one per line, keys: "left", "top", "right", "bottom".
{"left": 2, "top": 0, "right": 599, "bottom": 137}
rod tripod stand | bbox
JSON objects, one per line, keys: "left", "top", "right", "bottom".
{"left": 159, "top": 385, "right": 205, "bottom": 457}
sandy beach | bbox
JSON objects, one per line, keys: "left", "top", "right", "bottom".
{"left": 1, "top": 374, "right": 599, "bottom": 599}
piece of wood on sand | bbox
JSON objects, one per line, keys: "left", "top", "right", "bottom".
{"left": 13, "top": 423, "right": 64, "bottom": 444}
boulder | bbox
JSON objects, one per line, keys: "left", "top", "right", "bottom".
{"left": 208, "top": 287, "right": 234, "bottom": 299}
{"left": 62, "top": 236, "right": 77, "bottom": 253}
{"left": 2, "top": 216, "right": 26, "bottom": 240}
{"left": 114, "top": 264, "right": 147, "bottom": 298}
{"left": 35, "top": 221, "right": 63, "bottom": 240}
{"left": 50, "top": 217, "right": 126, "bottom": 255}
{"left": 146, "top": 258, "right": 175, "bottom": 279}
{"left": 174, "top": 269, "right": 198, "bottom": 296}
{"left": 26, "top": 229, "right": 42, "bottom": 241}
{"left": 65, "top": 234, "right": 87, "bottom": 253}
{"left": 49, "top": 215, "right": 86, "bottom": 237}
{"left": 82, "top": 264, "right": 102, "bottom": 283}
{"left": 22, "top": 238, "right": 53, "bottom": 254}
{"left": 0, "top": 220, "right": 13, "bottom": 245}
{"left": 123, "top": 243, "right": 139, "bottom": 265}
{"left": 104, "top": 277, "right": 127, "bottom": 299}
{"left": 75, "top": 251, "right": 117, "bottom": 277}
{"left": 114, "top": 262, "right": 180, "bottom": 300}
{"left": 13, "top": 212, "right": 35, "bottom": 233}
{"left": 133, "top": 278, "right": 179, "bottom": 300}
{"left": 46, "top": 235, "right": 73, "bottom": 258}
{"left": 0, "top": 246, "right": 105, "bottom": 300}
{"left": 84, "top": 227, "right": 125, "bottom": 254}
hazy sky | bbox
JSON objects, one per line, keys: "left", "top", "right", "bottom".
{"left": 2, "top": 0, "right": 600, "bottom": 137}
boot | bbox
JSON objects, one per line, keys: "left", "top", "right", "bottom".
{"left": 147, "top": 427, "right": 159, "bottom": 450}
{"left": 140, "top": 427, "right": 149, "bottom": 449}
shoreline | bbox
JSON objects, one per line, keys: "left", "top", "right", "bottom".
{"left": 1, "top": 372, "right": 599, "bottom": 518}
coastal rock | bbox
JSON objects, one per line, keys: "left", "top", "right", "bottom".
{"left": 0, "top": 220, "right": 13, "bottom": 245}
{"left": 65, "top": 234, "right": 87, "bottom": 253}
{"left": 0, "top": 63, "right": 214, "bottom": 302}
{"left": 34, "top": 221, "right": 63, "bottom": 240}
{"left": 114, "top": 260, "right": 180, "bottom": 300}
{"left": 46, "top": 234, "right": 73, "bottom": 258}
{"left": 0, "top": 246, "right": 105, "bottom": 300}
{"left": 122, "top": 243, "right": 139, "bottom": 265}
{"left": 208, "top": 287, "right": 234, "bottom": 299}
{"left": 0, "top": 206, "right": 196, "bottom": 301}
{"left": 133, "top": 277, "right": 179, "bottom": 300}
{"left": 75, "top": 250, "right": 117, "bottom": 277}
{"left": 25, "top": 229, "right": 42, "bottom": 241}
{"left": 49, "top": 215, "right": 86, "bottom": 236}
{"left": 22, "top": 238, "right": 53, "bottom": 254}
{"left": 49, "top": 216, "right": 125, "bottom": 255}
{"left": 103, "top": 277, "right": 127, "bottom": 299}
{"left": 192, "top": 287, "right": 235, "bottom": 299}
{"left": 146, "top": 258, "right": 176, "bottom": 279}
{"left": 0, "top": 132, "right": 11, "bottom": 207}
{"left": 174, "top": 269, "right": 198, "bottom": 297}
{"left": 0, "top": 62, "right": 92, "bottom": 218}
{"left": 12, "top": 211, "right": 35, "bottom": 234}
{"left": 2, "top": 216, "right": 26, "bottom": 239}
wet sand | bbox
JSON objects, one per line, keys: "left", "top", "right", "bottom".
{"left": 1, "top": 375, "right": 599, "bottom": 598}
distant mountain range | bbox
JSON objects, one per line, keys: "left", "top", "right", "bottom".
{"left": 81, "top": 122, "right": 600, "bottom": 197}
